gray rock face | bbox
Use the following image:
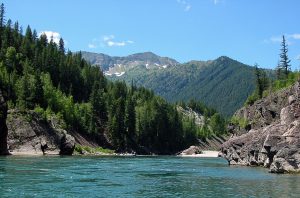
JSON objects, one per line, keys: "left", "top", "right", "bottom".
{"left": 221, "top": 81, "right": 300, "bottom": 173}
{"left": 231, "top": 84, "right": 294, "bottom": 135}
{"left": 7, "top": 110, "right": 75, "bottom": 155}
{"left": 0, "top": 89, "right": 9, "bottom": 155}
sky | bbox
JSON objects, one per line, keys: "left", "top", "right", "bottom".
{"left": 2, "top": 0, "right": 300, "bottom": 69}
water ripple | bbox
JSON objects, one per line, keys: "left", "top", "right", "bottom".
{"left": 0, "top": 156, "right": 299, "bottom": 197}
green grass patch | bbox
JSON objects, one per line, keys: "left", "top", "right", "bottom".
{"left": 75, "top": 144, "right": 115, "bottom": 154}
{"left": 231, "top": 116, "right": 249, "bottom": 129}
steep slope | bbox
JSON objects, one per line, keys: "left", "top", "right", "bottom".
{"left": 109, "top": 56, "right": 256, "bottom": 116}
{"left": 83, "top": 52, "right": 258, "bottom": 116}
{"left": 221, "top": 81, "right": 300, "bottom": 173}
{"left": 177, "top": 106, "right": 228, "bottom": 151}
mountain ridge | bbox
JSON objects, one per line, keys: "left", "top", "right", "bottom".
{"left": 82, "top": 52, "right": 259, "bottom": 116}
{"left": 81, "top": 51, "right": 179, "bottom": 73}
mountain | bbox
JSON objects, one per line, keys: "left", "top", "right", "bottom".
{"left": 83, "top": 52, "right": 257, "bottom": 117}
{"left": 81, "top": 51, "right": 179, "bottom": 75}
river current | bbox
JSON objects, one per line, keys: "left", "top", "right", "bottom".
{"left": 0, "top": 156, "right": 299, "bottom": 197}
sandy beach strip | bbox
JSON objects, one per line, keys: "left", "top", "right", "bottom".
{"left": 179, "top": 150, "right": 220, "bottom": 157}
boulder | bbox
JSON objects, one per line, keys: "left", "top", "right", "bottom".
{"left": 59, "top": 133, "right": 75, "bottom": 155}
{"left": 40, "top": 138, "right": 48, "bottom": 154}
{"left": 288, "top": 95, "right": 296, "bottom": 105}
{"left": 270, "top": 145, "right": 300, "bottom": 173}
{"left": 280, "top": 106, "right": 294, "bottom": 126}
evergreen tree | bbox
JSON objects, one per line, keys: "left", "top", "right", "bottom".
{"left": 34, "top": 70, "right": 44, "bottom": 107}
{"left": 279, "top": 35, "right": 291, "bottom": 78}
{"left": 17, "top": 60, "right": 34, "bottom": 109}
{"left": 254, "top": 64, "right": 269, "bottom": 99}
{"left": 0, "top": 3, "right": 5, "bottom": 54}
{"left": 90, "top": 81, "right": 107, "bottom": 126}
{"left": 125, "top": 92, "right": 136, "bottom": 139}
{"left": 0, "top": 3, "right": 5, "bottom": 28}
{"left": 32, "top": 29, "right": 37, "bottom": 42}
{"left": 21, "top": 25, "right": 34, "bottom": 59}
{"left": 59, "top": 38, "right": 65, "bottom": 54}
{"left": 39, "top": 33, "right": 48, "bottom": 48}
{"left": 254, "top": 64, "right": 263, "bottom": 98}
{"left": 5, "top": 46, "right": 17, "bottom": 73}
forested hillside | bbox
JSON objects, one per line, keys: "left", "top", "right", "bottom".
{"left": 110, "top": 57, "right": 258, "bottom": 116}
{"left": 83, "top": 52, "right": 263, "bottom": 117}
{"left": 0, "top": 4, "right": 226, "bottom": 154}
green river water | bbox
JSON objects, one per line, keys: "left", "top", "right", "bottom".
{"left": 0, "top": 156, "right": 299, "bottom": 197}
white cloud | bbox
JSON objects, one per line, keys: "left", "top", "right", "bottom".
{"left": 88, "top": 35, "right": 134, "bottom": 48}
{"left": 88, "top": 44, "right": 97, "bottom": 49}
{"left": 270, "top": 36, "right": 282, "bottom": 43}
{"left": 38, "top": 31, "right": 62, "bottom": 45}
{"left": 107, "top": 41, "right": 126, "bottom": 47}
{"left": 296, "top": 54, "right": 300, "bottom": 60}
{"left": 177, "top": 0, "right": 192, "bottom": 12}
{"left": 102, "top": 35, "right": 134, "bottom": 47}
{"left": 103, "top": 35, "right": 114, "bottom": 41}
{"left": 185, "top": 4, "right": 191, "bottom": 11}
{"left": 212, "top": 0, "right": 224, "bottom": 5}
{"left": 288, "top": 34, "right": 300, "bottom": 40}
{"left": 264, "top": 34, "right": 300, "bottom": 45}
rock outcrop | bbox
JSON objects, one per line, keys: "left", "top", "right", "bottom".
{"left": 0, "top": 89, "right": 9, "bottom": 155}
{"left": 59, "top": 133, "right": 75, "bottom": 155}
{"left": 7, "top": 110, "right": 75, "bottom": 155}
{"left": 221, "top": 81, "right": 300, "bottom": 173}
{"left": 178, "top": 146, "right": 202, "bottom": 155}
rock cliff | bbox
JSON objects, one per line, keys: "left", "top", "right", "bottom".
{"left": 7, "top": 110, "right": 75, "bottom": 155}
{"left": 221, "top": 81, "right": 300, "bottom": 173}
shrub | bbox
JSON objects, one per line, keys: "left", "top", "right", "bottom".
{"left": 231, "top": 116, "right": 249, "bottom": 129}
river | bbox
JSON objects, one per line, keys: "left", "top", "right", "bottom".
{"left": 0, "top": 156, "right": 299, "bottom": 197}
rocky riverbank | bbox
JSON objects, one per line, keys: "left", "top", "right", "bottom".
{"left": 221, "top": 81, "right": 300, "bottom": 173}
{"left": 6, "top": 109, "right": 76, "bottom": 155}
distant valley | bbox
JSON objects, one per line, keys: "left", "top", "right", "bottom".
{"left": 82, "top": 51, "right": 258, "bottom": 116}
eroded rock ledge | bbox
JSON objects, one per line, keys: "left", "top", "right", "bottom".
{"left": 7, "top": 110, "right": 75, "bottom": 155}
{"left": 221, "top": 81, "right": 300, "bottom": 173}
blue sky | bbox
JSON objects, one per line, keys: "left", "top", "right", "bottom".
{"left": 3, "top": 0, "right": 300, "bottom": 69}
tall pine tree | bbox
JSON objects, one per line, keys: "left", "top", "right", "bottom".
{"left": 278, "top": 35, "right": 291, "bottom": 78}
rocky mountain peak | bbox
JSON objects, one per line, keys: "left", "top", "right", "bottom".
{"left": 81, "top": 51, "right": 179, "bottom": 74}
